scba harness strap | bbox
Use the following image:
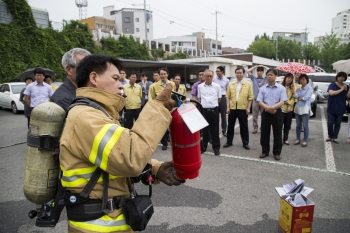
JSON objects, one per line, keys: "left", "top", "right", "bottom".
{"left": 36, "top": 98, "right": 125, "bottom": 227}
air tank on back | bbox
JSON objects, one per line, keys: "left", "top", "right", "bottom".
{"left": 23, "top": 102, "right": 66, "bottom": 205}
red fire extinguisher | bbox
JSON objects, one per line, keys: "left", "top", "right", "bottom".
{"left": 169, "top": 92, "right": 203, "bottom": 180}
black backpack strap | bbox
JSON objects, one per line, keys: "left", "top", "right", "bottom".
{"left": 80, "top": 167, "right": 104, "bottom": 198}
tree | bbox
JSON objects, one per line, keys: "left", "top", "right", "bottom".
{"left": 277, "top": 38, "right": 302, "bottom": 61}
{"left": 100, "top": 35, "right": 152, "bottom": 60}
{"left": 164, "top": 52, "right": 188, "bottom": 60}
{"left": 320, "top": 32, "right": 341, "bottom": 72}
{"left": 303, "top": 42, "right": 320, "bottom": 62}
{"left": 151, "top": 49, "right": 165, "bottom": 60}
{"left": 247, "top": 38, "right": 276, "bottom": 59}
{"left": 339, "top": 42, "right": 350, "bottom": 60}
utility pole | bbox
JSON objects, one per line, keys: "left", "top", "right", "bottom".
{"left": 144, "top": 0, "right": 147, "bottom": 46}
{"left": 213, "top": 8, "right": 221, "bottom": 56}
{"left": 302, "top": 25, "right": 311, "bottom": 61}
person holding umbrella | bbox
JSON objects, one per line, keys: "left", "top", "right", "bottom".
{"left": 325, "top": 72, "right": 349, "bottom": 144}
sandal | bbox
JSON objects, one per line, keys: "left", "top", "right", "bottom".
{"left": 325, "top": 138, "right": 332, "bottom": 142}
{"left": 332, "top": 139, "right": 339, "bottom": 144}
{"left": 346, "top": 139, "right": 350, "bottom": 144}
{"left": 301, "top": 142, "right": 308, "bottom": 147}
{"left": 283, "top": 141, "right": 290, "bottom": 145}
{"left": 294, "top": 140, "right": 300, "bottom": 145}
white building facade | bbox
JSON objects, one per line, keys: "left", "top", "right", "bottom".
{"left": 103, "top": 6, "right": 153, "bottom": 42}
{"left": 332, "top": 9, "right": 350, "bottom": 45}
{"left": 154, "top": 35, "right": 198, "bottom": 56}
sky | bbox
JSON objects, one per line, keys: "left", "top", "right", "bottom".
{"left": 27, "top": 0, "right": 350, "bottom": 49}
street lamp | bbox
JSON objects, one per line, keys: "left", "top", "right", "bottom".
{"left": 132, "top": 1, "right": 150, "bottom": 45}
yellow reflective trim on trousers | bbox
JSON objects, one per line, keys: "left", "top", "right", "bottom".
{"left": 60, "top": 165, "right": 122, "bottom": 188}
{"left": 89, "top": 124, "right": 125, "bottom": 171}
{"left": 69, "top": 214, "right": 130, "bottom": 232}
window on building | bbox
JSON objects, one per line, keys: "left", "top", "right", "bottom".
{"left": 178, "top": 42, "right": 183, "bottom": 46}
{"left": 102, "top": 25, "right": 106, "bottom": 29}
{"left": 218, "top": 45, "right": 221, "bottom": 49}
{"left": 135, "top": 18, "right": 139, "bottom": 22}
{"left": 192, "top": 42, "right": 195, "bottom": 46}
{"left": 212, "top": 44, "right": 216, "bottom": 49}
{"left": 125, "top": 17, "right": 130, "bottom": 23}
{"left": 95, "top": 23, "right": 99, "bottom": 28}
{"left": 126, "top": 28, "right": 129, "bottom": 32}
{"left": 171, "top": 41, "right": 177, "bottom": 46}
{"left": 344, "top": 26, "right": 347, "bottom": 28}
{"left": 147, "top": 29, "right": 149, "bottom": 32}
{"left": 136, "top": 28, "right": 140, "bottom": 32}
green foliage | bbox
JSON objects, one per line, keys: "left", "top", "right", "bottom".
{"left": 303, "top": 42, "right": 320, "bottom": 61}
{"left": 339, "top": 42, "right": 350, "bottom": 60}
{"left": 277, "top": 38, "right": 302, "bottom": 60}
{"left": 151, "top": 49, "right": 165, "bottom": 60}
{"left": 100, "top": 35, "right": 152, "bottom": 60}
{"left": 254, "top": 33, "right": 270, "bottom": 41}
{"left": 247, "top": 38, "right": 276, "bottom": 59}
{"left": 320, "top": 32, "right": 341, "bottom": 72}
{"left": 164, "top": 52, "right": 189, "bottom": 60}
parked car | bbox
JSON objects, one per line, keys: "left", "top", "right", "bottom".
{"left": 317, "top": 89, "right": 329, "bottom": 102}
{"left": 0, "top": 82, "right": 26, "bottom": 114}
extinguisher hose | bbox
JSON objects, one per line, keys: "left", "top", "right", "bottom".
{"left": 188, "top": 99, "right": 204, "bottom": 115}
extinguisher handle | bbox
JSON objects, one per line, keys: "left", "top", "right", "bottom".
{"left": 188, "top": 99, "right": 204, "bottom": 115}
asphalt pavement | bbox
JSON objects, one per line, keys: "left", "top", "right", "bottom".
{"left": 0, "top": 100, "right": 349, "bottom": 233}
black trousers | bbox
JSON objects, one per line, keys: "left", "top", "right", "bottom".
{"left": 203, "top": 107, "right": 220, "bottom": 150}
{"left": 161, "top": 130, "right": 169, "bottom": 146}
{"left": 218, "top": 96, "right": 227, "bottom": 133}
{"left": 282, "top": 111, "right": 293, "bottom": 141}
{"left": 260, "top": 109, "right": 283, "bottom": 156}
{"left": 124, "top": 108, "right": 141, "bottom": 129}
{"left": 227, "top": 109, "right": 249, "bottom": 146}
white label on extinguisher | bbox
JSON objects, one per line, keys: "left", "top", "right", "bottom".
{"left": 177, "top": 103, "right": 208, "bottom": 133}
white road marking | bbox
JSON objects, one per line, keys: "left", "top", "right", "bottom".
{"left": 320, "top": 106, "right": 336, "bottom": 172}
{"left": 203, "top": 152, "right": 350, "bottom": 176}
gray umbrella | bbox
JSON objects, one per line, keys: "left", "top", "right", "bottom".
{"left": 17, "top": 68, "right": 56, "bottom": 82}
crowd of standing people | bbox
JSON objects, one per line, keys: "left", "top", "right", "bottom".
{"left": 20, "top": 59, "right": 350, "bottom": 157}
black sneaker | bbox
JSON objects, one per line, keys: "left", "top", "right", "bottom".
{"left": 162, "top": 145, "right": 167, "bottom": 150}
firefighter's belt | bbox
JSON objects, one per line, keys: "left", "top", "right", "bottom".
{"left": 27, "top": 134, "right": 59, "bottom": 151}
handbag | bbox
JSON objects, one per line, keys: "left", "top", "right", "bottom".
{"left": 122, "top": 177, "right": 154, "bottom": 231}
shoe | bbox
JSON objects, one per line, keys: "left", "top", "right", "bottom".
{"left": 259, "top": 153, "right": 268, "bottom": 158}
{"left": 201, "top": 147, "right": 207, "bottom": 154}
{"left": 209, "top": 139, "right": 212, "bottom": 144}
{"left": 301, "top": 142, "right": 308, "bottom": 147}
{"left": 332, "top": 139, "right": 339, "bottom": 144}
{"left": 283, "top": 141, "right": 290, "bottom": 145}
{"left": 243, "top": 145, "right": 250, "bottom": 150}
{"left": 346, "top": 139, "right": 350, "bottom": 144}
{"left": 252, "top": 130, "right": 258, "bottom": 134}
{"left": 162, "top": 145, "right": 167, "bottom": 150}
{"left": 223, "top": 143, "right": 232, "bottom": 148}
{"left": 294, "top": 140, "right": 300, "bottom": 145}
{"left": 214, "top": 150, "right": 220, "bottom": 156}
{"left": 274, "top": 155, "right": 281, "bottom": 160}
{"left": 325, "top": 138, "right": 332, "bottom": 142}
{"left": 222, "top": 132, "right": 227, "bottom": 137}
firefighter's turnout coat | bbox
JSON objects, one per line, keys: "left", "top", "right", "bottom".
{"left": 60, "top": 87, "right": 171, "bottom": 232}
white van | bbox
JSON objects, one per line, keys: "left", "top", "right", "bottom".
{"left": 307, "top": 73, "right": 336, "bottom": 92}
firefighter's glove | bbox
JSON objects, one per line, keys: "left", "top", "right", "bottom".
{"left": 156, "top": 161, "right": 186, "bottom": 186}
{"left": 155, "top": 83, "right": 176, "bottom": 111}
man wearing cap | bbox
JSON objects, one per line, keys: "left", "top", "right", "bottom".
{"left": 23, "top": 67, "right": 54, "bottom": 119}
{"left": 247, "top": 64, "right": 269, "bottom": 134}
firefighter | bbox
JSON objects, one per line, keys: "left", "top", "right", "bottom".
{"left": 59, "top": 54, "right": 185, "bottom": 232}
